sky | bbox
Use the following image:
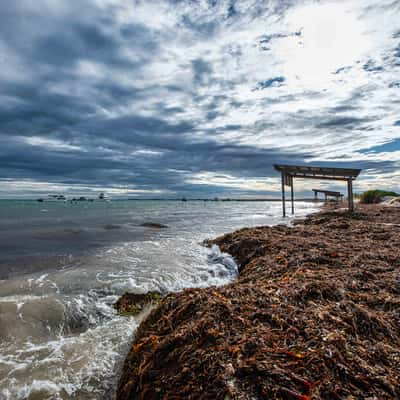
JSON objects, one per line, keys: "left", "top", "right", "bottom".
{"left": 0, "top": 0, "right": 399, "bottom": 198}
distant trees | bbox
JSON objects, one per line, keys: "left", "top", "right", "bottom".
{"left": 359, "top": 189, "right": 399, "bottom": 204}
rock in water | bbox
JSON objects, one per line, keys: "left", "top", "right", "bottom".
{"left": 114, "top": 291, "right": 162, "bottom": 317}
{"left": 140, "top": 222, "right": 169, "bottom": 229}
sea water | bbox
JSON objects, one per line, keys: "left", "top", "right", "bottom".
{"left": 0, "top": 199, "right": 317, "bottom": 399}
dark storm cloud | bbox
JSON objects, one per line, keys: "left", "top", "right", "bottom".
{"left": 35, "top": 23, "right": 118, "bottom": 67}
{"left": 0, "top": 0, "right": 399, "bottom": 197}
{"left": 0, "top": 83, "right": 95, "bottom": 136}
{"left": 0, "top": 129, "right": 315, "bottom": 193}
{"left": 192, "top": 59, "right": 213, "bottom": 85}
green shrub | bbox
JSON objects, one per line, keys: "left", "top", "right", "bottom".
{"left": 359, "top": 190, "right": 399, "bottom": 204}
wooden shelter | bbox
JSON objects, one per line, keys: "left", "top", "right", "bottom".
{"left": 312, "top": 189, "right": 344, "bottom": 202}
{"left": 273, "top": 164, "right": 362, "bottom": 216}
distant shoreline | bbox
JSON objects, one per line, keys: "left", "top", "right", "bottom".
{"left": 0, "top": 198, "right": 326, "bottom": 202}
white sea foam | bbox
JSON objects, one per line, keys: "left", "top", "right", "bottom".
{"left": 0, "top": 301, "right": 137, "bottom": 400}
{"left": 0, "top": 200, "right": 319, "bottom": 399}
{"left": 35, "top": 274, "right": 49, "bottom": 285}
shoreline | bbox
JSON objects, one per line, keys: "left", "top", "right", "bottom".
{"left": 115, "top": 204, "right": 400, "bottom": 399}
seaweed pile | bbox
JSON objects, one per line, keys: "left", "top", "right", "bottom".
{"left": 116, "top": 205, "right": 400, "bottom": 399}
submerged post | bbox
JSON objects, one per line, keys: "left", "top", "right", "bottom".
{"left": 281, "top": 171, "right": 286, "bottom": 217}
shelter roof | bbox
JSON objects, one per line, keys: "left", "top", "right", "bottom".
{"left": 273, "top": 164, "right": 361, "bottom": 181}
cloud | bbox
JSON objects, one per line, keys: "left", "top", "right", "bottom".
{"left": 0, "top": 0, "right": 399, "bottom": 197}
{"left": 363, "top": 60, "right": 384, "bottom": 72}
{"left": 316, "top": 116, "right": 372, "bottom": 129}
{"left": 192, "top": 58, "right": 214, "bottom": 86}
{"left": 255, "top": 77, "right": 286, "bottom": 90}
{"left": 258, "top": 29, "right": 302, "bottom": 51}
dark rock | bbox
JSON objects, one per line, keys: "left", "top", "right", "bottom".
{"left": 140, "top": 222, "right": 169, "bottom": 229}
{"left": 103, "top": 224, "right": 122, "bottom": 230}
{"left": 114, "top": 291, "right": 162, "bottom": 317}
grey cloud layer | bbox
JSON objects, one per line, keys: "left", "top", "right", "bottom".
{"left": 0, "top": 0, "right": 399, "bottom": 196}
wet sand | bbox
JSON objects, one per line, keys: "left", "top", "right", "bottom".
{"left": 116, "top": 204, "right": 400, "bottom": 399}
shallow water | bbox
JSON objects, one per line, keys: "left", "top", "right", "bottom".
{"left": 0, "top": 200, "right": 317, "bottom": 399}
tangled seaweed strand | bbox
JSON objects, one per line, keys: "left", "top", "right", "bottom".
{"left": 116, "top": 205, "right": 400, "bottom": 400}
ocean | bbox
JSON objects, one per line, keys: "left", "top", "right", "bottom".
{"left": 0, "top": 199, "right": 317, "bottom": 399}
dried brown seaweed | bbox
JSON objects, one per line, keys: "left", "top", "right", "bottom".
{"left": 116, "top": 205, "right": 400, "bottom": 400}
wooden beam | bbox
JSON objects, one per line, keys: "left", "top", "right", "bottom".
{"left": 312, "top": 189, "right": 342, "bottom": 196}
{"left": 273, "top": 164, "right": 361, "bottom": 178}
{"left": 290, "top": 174, "right": 353, "bottom": 181}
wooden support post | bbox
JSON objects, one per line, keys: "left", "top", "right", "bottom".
{"left": 347, "top": 179, "right": 354, "bottom": 212}
{"left": 290, "top": 177, "right": 294, "bottom": 215}
{"left": 281, "top": 172, "right": 286, "bottom": 217}
{"left": 350, "top": 180, "right": 354, "bottom": 212}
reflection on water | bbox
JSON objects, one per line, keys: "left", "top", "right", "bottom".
{"left": 0, "top": 200, "right": 317, "bottom": 399}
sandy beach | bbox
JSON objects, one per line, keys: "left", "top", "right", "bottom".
{"left": 116, "top": 204, "right": 400, "bottom": 399}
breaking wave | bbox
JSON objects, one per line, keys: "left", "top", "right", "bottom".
{"left": 0, "top": 200, "right": 317, "bottom": 399}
